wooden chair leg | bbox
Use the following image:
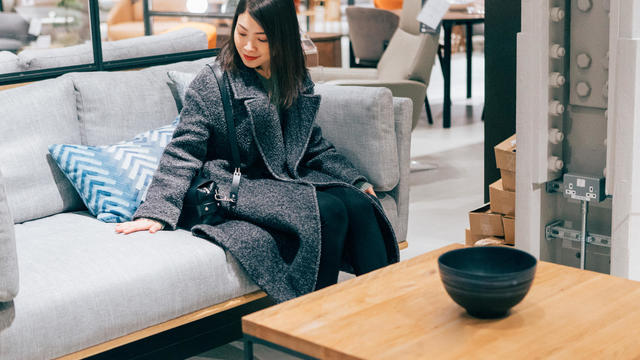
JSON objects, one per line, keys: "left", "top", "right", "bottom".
{"left": 425, "top": 96, "right": 434, "bottom": 125}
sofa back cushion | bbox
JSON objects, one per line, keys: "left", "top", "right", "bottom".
{"left": 18, "top": 28, "right": 208, "bottom": 71}
{"left": 314, "top": 85, "right": 400, "bottom": 191}
{"left": 0, "top": 78, "right": 85, "bottom": 223}
{"left": 18, "top": 43, "right": 94, "bottom": 71}
{"left": 0, "top": 51, "right": 22, "bottom": 74}
{"left": 63, "top": 70, "right": 179, "bottom": 145}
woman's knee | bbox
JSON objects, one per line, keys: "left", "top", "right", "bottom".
{"left": 317, "top": 192, "right": 347, "bottom": 223}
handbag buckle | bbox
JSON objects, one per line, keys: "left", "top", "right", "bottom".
{"left": 214, "top": 189, "right": 236, "bottom": 203}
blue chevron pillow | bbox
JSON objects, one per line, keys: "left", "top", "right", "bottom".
{"left": 48, "top": 116, "right": 180, "bottom": 223}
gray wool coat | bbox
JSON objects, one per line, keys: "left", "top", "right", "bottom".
{"left": 134, "top": 61, "right": 400, "bottom": 302}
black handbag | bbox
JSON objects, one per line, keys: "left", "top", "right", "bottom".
{"left": 177, "top": 64, "right": 241, "bottom": 230}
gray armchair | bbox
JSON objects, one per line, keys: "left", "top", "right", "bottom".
{"left": 0, "top": 13, "right": 33, "bottom": 53}
{"left": 346, "top": 6, "right": 399, "bottom": 68}
{"left": 309, "top": 0, "right": 439, "bottom": 130}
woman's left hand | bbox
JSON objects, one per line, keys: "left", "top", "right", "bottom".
{"left": 364, "top": 186, "right": 377, "bottom": 198}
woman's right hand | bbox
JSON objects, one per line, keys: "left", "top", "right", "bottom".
{"left": 115, "top": 218, "right": 164, "bottom": 235}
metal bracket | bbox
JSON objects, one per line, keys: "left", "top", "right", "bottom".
{"left": 545, "top": 220, "right": 611, "bottom": 248}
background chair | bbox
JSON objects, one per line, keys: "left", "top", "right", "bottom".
{"left": 107, "top": 0, "right": 185, "bottom": 40}
{"left": 0, "top": 13, "right": 35, "bottom": 53}
{"left": 309, "top": 0, "right": 439, "bottom": 131}
{"left": 106, "top": 0, "right": 218, "bottom": 48}
{"left": 346, "top": 6, "right": 399, "bottom": 68}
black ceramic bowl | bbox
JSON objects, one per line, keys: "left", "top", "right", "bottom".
{"left": 438, "top": 246, "right": 537, "bottom": 318}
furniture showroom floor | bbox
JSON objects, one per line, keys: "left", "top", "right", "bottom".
{"left": 192, "top": 52, "right": 486, "bottom": 359}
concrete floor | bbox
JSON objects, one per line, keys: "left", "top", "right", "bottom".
{"left": 191, "top": 51, "right": 486, "bottom": 360}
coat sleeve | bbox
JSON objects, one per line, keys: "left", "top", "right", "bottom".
{"left": 301, "top": 124, "right": 368, "bottom": 186}
{"left": 133, "top": 67, "right": 222, "bottom": 229}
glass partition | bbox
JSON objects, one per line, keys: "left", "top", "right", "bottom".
{"left": 0, "top": 0, "right": 220, "bottom": 85}
{"left": 0, "top": 0, "right": 94, "bottom": 75}
{"left": 102, "top": 0, "right": 233, "bottom": 54}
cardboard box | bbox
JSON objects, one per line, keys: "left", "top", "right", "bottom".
{"left": 465, "top": 229, "right": 504, "bottom": 247}
{"left": 469, "top": 204, "right": 504, "bottom": 237}
{"left": 501, "top": 169, "right": 516, "bottom": 192}
{"left": 502, "top": 216, "right": 515, "bottom": 245}
{"left": 465, "top": 228, "right": 483, "bottom": 246}
{"left": 489, "top": 179, "right": 515, "bottom": 216}
{"left": 494, "top": 134, "right": 516, "bottom": 172}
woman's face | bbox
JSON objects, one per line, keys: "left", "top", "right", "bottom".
{"left": 234, "top": 11, "right": 271, "bottom": 77}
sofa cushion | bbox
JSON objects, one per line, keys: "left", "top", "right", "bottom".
{"left": 0, "top": 78, "right": 85, "bottom": 223}
{"left": 101, "top": 27, "right": 208, "bottom": 62}
{"left": 141, "top": 56, "right": 214, "bottom": 75}
{"left": 0, "top": 51, "right": 21, "bottom": 74}
{"left": 0, "top": 170, "right": 18, "bottom": 302}
{"left": 49, "top": 117, "right": 180, "bottom": 223}
{"left": 314, "top": 84, "right": 400, "bottom": 191}
{"left": 18, "top": 43, "right": 94, "bottom": 70}
{"left": 63, "top": 70, "right": 180, "bottom": 146}
{"left": 18, "top": 28, "right": 208, "bottom": 71}
{"left": 167, "top": 70, "right": 197, "bottom": 111}
{"left": 0, "top": 212, "right": 259, "bottom": 359}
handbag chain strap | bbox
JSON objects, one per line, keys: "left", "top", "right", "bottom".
{"left": 211, "top": 63, "right": 241, "bottom": 204}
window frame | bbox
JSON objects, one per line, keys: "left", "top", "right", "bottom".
{"left": 0, "top": 0, "right": 219, "bottom": 86}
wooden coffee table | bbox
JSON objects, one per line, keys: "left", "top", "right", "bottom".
{"left": 242, "top": 244, "right": 640, "bottom": 359}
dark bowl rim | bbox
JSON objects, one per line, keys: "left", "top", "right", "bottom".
{"left": 438, "top": 246, "right": 538, "bottom": 278}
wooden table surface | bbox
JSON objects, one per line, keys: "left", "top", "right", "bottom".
{"left": 243, "top": 244, "right": 640, "bottom": 359}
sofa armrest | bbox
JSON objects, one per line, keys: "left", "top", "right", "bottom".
{"left": 387, "top": 97, "right": 412, "bottom": 243}
{"left": 308, "top": 66, "right": 379, "bottom": 83}
{"left": 0, "top": 171, "right": 18, "bottom": 302}
{"left": 107, "top": 0, "right": 134, "bottom": 26}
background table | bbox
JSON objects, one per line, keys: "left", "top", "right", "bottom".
{"left": 307, "top": 32, "right": 342, "bottom": 68}
{"left": 243, "top": 243, "right": 640, "bottom": 359}
{"left": 441, "top": 11, "right": 484, "bottom": 128}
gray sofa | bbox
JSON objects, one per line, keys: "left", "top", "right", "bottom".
{"left": 0, "top": 57, "right": 412, "bottom": 359}
{"left": 0, "top": 27, "right": 208, "bottom": 75}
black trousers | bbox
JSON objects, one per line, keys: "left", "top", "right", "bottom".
{"left": 314, "top": 187, "right": 389, "bottom": 290}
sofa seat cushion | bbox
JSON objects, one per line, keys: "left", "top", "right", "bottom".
{"left": 314, "top": 85, "right": 400, "bottom": 191}
{"left": 0, "top": 78, "right": 85, "bottom": 223}
{"left": 0, "top": 212, "right": 259, "bottom": 360}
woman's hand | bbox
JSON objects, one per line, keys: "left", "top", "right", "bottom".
{"left": 364, "top": 186, "right": 377, "bottom": 198}
{"left": 115, "top": 218, "right": 164, "bottom": 235}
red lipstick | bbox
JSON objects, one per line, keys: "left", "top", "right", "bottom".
{"left": 244, "top": 54, "right": 259, "bottom": 61}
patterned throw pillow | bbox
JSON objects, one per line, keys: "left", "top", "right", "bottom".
{"left": 48, "top": 116, "right": 180, "bottom": 223}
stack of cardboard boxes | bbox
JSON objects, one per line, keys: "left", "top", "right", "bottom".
{"left": 466, "top": 135, "right": 516, "bottom": 246}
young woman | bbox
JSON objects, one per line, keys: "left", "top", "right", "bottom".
{"left": 115, "top": 0, "right": 399, "bottom": 302}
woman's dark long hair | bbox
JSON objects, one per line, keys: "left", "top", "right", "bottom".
{"left": 219, "top": 0, "right": 307, "bottom": 109}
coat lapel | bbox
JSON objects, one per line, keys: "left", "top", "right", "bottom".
{"left": 227, "top": 67, "right": 320, "bottom": 178}
{"left": 284, "top": 93, "right": 320, "bottom": 175}
{"left": 228, "top": 67, "right": 287, "bottom": 177}
{"left": 246, "top": 97, "right": 288, "bottom": 176}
